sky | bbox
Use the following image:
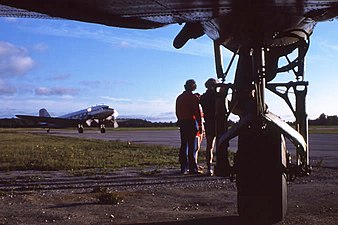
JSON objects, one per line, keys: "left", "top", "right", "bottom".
{"left": 0, "top": 17, "right": 337, "bottom": 122}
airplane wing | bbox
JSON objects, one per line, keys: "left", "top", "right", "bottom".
{"left": 0, "top": 1, "right": 337, "bottom": 30}
{"left": 16, "top": 115, "right": 82, "bottom": 127}
{"left": 1, "top": 0, "right": 338, "bottom": 54}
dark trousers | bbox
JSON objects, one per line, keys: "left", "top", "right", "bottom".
{"left": 178, "top": 120, "right": 198, "bottom": 173}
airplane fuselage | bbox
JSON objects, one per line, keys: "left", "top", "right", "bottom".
{"left": 60, "top": 105, "right": 115, "bottom": 121}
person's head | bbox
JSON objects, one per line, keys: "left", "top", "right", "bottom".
{"left": 205, "top": 78, "right": 217, "bottom": 89}
{"left": 184, "top": 79, "right": 197, "bottom": 91}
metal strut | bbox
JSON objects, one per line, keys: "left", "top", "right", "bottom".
{"left": 264, "top": 29, "right": 311, "bottom": 179}
{"left": 213, "top": 41, "right": 238, "bottom": 82}
{"left": 213, "top": 41, "right": 232, "bottom": 176}
{"left": 267, "top": 82, "right": 310, "bottom": 176}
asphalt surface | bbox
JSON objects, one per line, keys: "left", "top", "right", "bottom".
{"left": 31, "top": 129, "right": 338, "bottom": 167}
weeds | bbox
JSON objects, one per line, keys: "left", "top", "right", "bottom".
{"left": 92, "top": 187, "right": 124, "bottom": 205}
{"left": 140, "top": 169, "right": 162, "bottom": 176}
{"left": 0, "top": 130, "right": 178, "bottom": 171}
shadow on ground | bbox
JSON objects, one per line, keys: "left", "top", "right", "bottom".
{"left": 126, "top": 216, "right": 241, "bottom": 225}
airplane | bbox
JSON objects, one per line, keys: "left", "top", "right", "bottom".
{"left": 1, "top": 1, "right": 338, "bottom": 224}
{"left": 16, "top": 105, "right": 118, "bottom": 133}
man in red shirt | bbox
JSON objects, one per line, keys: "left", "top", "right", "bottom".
{"left": 176, "top": 79, "right": 202, "bottom": 174}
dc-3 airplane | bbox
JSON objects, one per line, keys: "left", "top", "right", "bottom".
{"left": 1, "top": 1, "right": 338, "bottom": 224}
{"left": 16, "top": 105, "right": 118, "bottom": 133}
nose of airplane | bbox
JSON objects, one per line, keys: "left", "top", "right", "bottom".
{"left": 112, "top": 109, "right": 118, "bottom": 118}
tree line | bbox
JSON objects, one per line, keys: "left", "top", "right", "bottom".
{"left": 0, "top": 113, "right": 337, "bottom": 128}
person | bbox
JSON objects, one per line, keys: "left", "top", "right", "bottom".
{"left": 200, "top": 78, "right": 217, "bottom": 175}
{"left": 176, "top": 79, "right": 202, "bottom": 174}
{"left": 193, "top": 93, "right": 204, "bottom": 166}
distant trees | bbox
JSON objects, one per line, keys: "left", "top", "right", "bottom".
{"left": 0, "top": 118, "right": 177, "bottom": 128}
{"left": 309, "top": 113, "right": 338, "bottom": 125}
{"left": 0, "top": 118, "right": 38, "bottom": 128}
{"left": 117, "top": 118, "right": 177, "bottom": 127}
{"left": 0, "top": 113, "right": 337, "bottom": 128}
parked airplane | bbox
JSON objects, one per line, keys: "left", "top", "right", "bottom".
{"left": 1, "top": 1, "right": 338, "bottom": 224}
{"left": 16, "top": 105, "right": 118, "bottom": 133}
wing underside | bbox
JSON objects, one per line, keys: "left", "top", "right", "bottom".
{"left": 0, "top": 0, "right": 338, "bottom": 29}
{"left": 16, "top": 115, "right": 82, "bottom": 127}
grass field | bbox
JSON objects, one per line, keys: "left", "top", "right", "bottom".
{"left": 308, "top": 125, "right": 338, "bottom": 134}
{"left": 0, "top": 129, "right": 179, "bottom": 171}
{"left": 0, "top": 126, "right": 336, "bottom": 172}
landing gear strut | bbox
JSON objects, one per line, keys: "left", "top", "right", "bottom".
{"left": 100, "top": 124, "right": 106, "bottom": 133}
{"left": 234, "top": 46, "right": 288, "bottom": 224}
{"left": 78, "top": 124, "right": 84, "bottom": 133}
{"left": 213, "top": 32, "right": 310, "bottom": 223}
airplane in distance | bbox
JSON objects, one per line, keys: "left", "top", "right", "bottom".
{"left": 1, "top": 1, "right": 338, "bottom": 224}
{"left": 16, "top": 105, "right": 118, "bottom": 133}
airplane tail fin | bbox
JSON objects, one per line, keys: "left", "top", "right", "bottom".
{"left": 39, "top": 108, "right": 51, "bottom": 117}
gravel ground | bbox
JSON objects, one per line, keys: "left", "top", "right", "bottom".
{"left": 0, "top": 166, "right": 337, "bottom": 225}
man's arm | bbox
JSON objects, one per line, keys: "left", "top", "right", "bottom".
{"left": 193, "top": 96, "right": 202, "bottom": 127}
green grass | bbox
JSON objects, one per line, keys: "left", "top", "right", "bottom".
{"left": 308, "top": 125, "right": 338, "bottom": 134}
{"left": 1, "top": 125, "right": 335, "bottom": 172}
{"left": 0, "top": 130, "right": 178, "bottom": 171}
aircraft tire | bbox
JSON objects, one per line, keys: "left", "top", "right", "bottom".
{"left": 235, "top": 123, "right": 287, "bottom": 225}
{"left": 100, "top": 127, "right": 106, "bottom": 133}
{"left": 78, "top": 127, "right": 84, "bottom": 133}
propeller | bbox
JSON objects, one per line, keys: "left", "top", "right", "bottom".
{"left": 86, "top": 119, "right": 92, "bottom": 126}
{"left": 86, "top": 118, "right": 99, "bottom": 127}
{"left": 86, "top": 109, "right": 118, "bottom": 127}
{"left": 105, "top": 115, "right": 113, "bottom": 121}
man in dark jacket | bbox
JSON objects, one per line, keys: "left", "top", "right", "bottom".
{"left": 200, "top": 78, "right": 217, "bottom": 175}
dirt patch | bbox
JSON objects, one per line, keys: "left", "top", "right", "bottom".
{"left": 0, "top": 167, "right": 337, "bottom": 225}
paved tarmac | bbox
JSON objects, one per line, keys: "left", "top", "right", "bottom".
{"left": 32, "top": 129, "right": 338, "bottom": 167}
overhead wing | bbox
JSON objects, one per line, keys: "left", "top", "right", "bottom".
{"left": 1, "top": 0, "right": 338, "bottom": 29}
{"left": 16, "top": 115, "right": 82, "bottom": 127}
{"left": 1, "top": 0, "right": 338, "bottom": 53}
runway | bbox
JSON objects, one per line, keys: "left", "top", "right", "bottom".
{"left": 31, "top": 128, "right": 338, "bottom": 168}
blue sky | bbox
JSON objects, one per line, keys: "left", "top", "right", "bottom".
{"left": 0, "top": 17, "right": 337, "bottom": 122}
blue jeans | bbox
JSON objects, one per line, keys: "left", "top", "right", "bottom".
{"left": 178, "top": 120, "right": 198, "bottom": 173}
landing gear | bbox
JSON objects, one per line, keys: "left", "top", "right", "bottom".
{"left": 236, "top": 122, "right": 287, "bottom": 225}
{"left": 100, "top": 124, "right": 106, "bottom": 133}
{"left": 78, "top": 124, "right": 84, "bottom": 133}
{"left": 213, "top": 32, "right": 310, "bottom": 223}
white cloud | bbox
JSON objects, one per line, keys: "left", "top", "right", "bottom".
{"left": 0, "top": 79, "right": 16, "bottom": 95}
{"left": 23, "top": 22, "right": 218, "bottom": 58}
{"left": 0, "top": 97, "right": 89, "bottom": 117}
{"left": 2, "top": 18, "right": 17, "bottom": 22}
{"left": 80, "top": 80, "right": 101, "bottom": 88}
{"left": 35, "top": 87, "right": 78, "bottom": 96}
{"left": 0, "top": 41, "right": 35, "bottom": 77}
{"left": 32, "top": 42, "right": 48, "bottom": 52}
{"left": 100, "top": 96, "right": 131, "bottom": 102}
{"left": 318, "top": 40, "right": 338, "bottom": 52}
{"left": 101, "top": 97, "right": 176, "bottom": 121}
{"left": 49, "top": 73, "right": 71, "bottom": 81}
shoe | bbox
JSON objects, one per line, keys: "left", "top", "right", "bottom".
{"left": 181, "top": 169, "right": 188, "bottom": 175}
{"left": 206, "top": 169, "right": 214, "bottom": 176}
